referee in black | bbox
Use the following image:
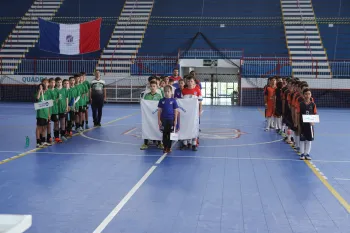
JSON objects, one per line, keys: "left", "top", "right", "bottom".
{"left": 90, "top": 70, "right": 106, "bottom": 127}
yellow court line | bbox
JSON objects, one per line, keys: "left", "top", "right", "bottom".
{"left": 0, "top": 113, "right": 139, "bottom": 166}
{"left": 305, "top": 161, "right": 350, "bottom": 213}
{"left": 257, "top": 107, "right": 350, "bottom": 213}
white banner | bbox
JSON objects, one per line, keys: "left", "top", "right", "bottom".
{"left": 141, "top": 98, "right": 199, "bottom": 140}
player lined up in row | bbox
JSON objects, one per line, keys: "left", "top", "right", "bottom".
{"left": 141, "top": 69, "right": 202, "bottom": 153}
{"left": 264, "top": 76, "right": 317, "bottom": 160}
{"left": 34, "top": 71, "right": 106, "bottom": 148}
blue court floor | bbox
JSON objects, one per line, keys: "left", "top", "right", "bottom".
{"left": 0, "top": 103, "right": 350, "bottom": 233}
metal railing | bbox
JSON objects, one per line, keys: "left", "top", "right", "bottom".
{"left": 179, "top": 49, "right": 244, "bottom": 59}
{"left": 0, "top": 56, "right": 178, "bottom": 75}
{"left": 241, "top": 57, "right": 350, "bottom": 78}
{"left": 1, "top": 56, "right": 350, "bottom": 78}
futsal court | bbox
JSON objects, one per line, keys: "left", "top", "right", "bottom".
{"left": 1, "top": 102, "right": 350, "bottom": 233}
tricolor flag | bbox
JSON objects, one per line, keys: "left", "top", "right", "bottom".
{"left": 38, "top": 18, "right": 102, "bottom": 55}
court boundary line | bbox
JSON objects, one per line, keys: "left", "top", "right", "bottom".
{"left": 92, "top": 165, "right": 158, "bottom": 233}
{"left": 0, "top": 113, "right": 138, "bottom": 166}
{"left": 257, "top": 107, "right": 350, "bottom": 213}
{"left": 3, "top": 150, "right": 350, "bottom": 164}
{"left": 81, "top": 129, "right": 283, "bottom": 147}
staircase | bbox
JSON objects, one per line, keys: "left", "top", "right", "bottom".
{"left": 0, "top": 0, "right": 64, "bottom": 75}
{"left": 281, "top": 0, "right": 332, "bottom": 78}
{"left": 96, "top": 0, "right": 154, "bottom": 74}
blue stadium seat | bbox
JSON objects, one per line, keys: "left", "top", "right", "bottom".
{"left": 0, "top": 0, "right": 33, "bottom": 17}
{"left": 139, "top": 0, "right": 287, "bottom": 56}
{"left": 138, "top": 25, "right": 287, "bottom": 56}
{"left": 313, "top": 0, "right": 350, "bottom": 60}
{"left": 0, "top": 0, "right": 33, "bottom": 48}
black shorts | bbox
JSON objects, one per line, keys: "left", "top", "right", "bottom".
{"left": 85, "top": 105, "right": 89, "bottom": 110}
{"left": 68, "top": 111, "right": 76, "bottom": 121}
{"left": 51, "top": 114, "right": 59, "bottom": 122}
{"left": 79, "top": 106, "right": 86, "bottom": 113}
{"left": 59, "top": 113, "right": 66, "bottom": 119}
{"left": 300, "top": 123, "right": 314, "bottom": 141}
{"left": 37, "top": 118, "right": 48, "bottom": 126}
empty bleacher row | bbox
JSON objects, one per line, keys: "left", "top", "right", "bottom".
{"left": 138, "top": 25, "right": 287, "bottom": 56}
{"left": 313, "top": 0, "right": 350, "bottom": 60}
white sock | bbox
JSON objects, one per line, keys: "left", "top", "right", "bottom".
{"left": 278, "top": 118, "right": 283, "bottom": 130}
{"left": 271, "top": 117, "right": 275, "bottom": 128}
{"left": 295, "top": 135, "right": 300, "bottom": 148}
{"left": 287, "top": 129, "right": 292, "bottom": 141}
{"left": 192, "top": 138, "right": 196, "bottom": 145}
{"left": 282, "top": 123, "right": 286, "bottom": 133}
{"left": 299, "top": 141, "right": 305, "bottom": 155}
{"left": 266, "top": 117, "right": 271, "bottom": 129}
{"left": 305, "top": 141, "right": 312, "bottom": 155}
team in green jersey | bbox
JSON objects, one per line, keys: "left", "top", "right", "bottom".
{"left": 35, "top": 72, "right": 91, "bottom": 148}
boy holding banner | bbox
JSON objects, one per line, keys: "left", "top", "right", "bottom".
{"left": 182, "top": 76, "right": 202, "bottom": 151}
{"left": 140, "top": 81, "right": 164, "bottom": 150}
{"left": 295, "top": 88, "right": 317, "bottom": 160}
{"left": 158, "top": 85, "right": 179, "bottom": 153}
{"left": 35, "top": 81, "right": 52, "bottom": 148}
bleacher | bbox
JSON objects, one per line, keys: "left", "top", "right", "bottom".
{"left": 202, "top": 0, "right": 281, "bottom": 17}
{"left": 0, "top": 0, "right": 33, "bottom": 47}
{"left": 23, "top": 0, "right": 125, "bottom": 59}
{"left": 138, "top": 0, "right": 287, "bottom": 56}
{"left": 0, "top": 0, "right": 33, "bottom": 17}
{"left": 138, "top": 25, "right": 287, "bottom": 56}
{"left": 313, "top": 0, "right": 350, "bottom": 60}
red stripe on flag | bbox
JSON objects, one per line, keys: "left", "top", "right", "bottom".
{"left": 79, "top": 18, "right": 102, "bottom": 54}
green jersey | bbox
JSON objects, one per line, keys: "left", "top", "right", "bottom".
{"left": 48, "top": 88, "right": 59, "bottom": 115}
{"left": 144, "top": 92, "right": 163, "bottom": 101}
{"left": 56, "top": 87, "right": 69, "bottom": 114}
{"left": 76, "top": 83, "right": 85, "bottom": 108}
{"left": 69, "top": 86, "right": 80, "bottom": 110}
{"left": 83, "top": 80, "right": 91, "bottom": 105}
{"left": 80, "top": 83, "right": 88, "bottom": 106}
{"left": 36, "top": 90, "right": 52, "bottom": 120}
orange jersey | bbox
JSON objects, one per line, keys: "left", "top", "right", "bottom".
{"left": 265, "top": 86, "right": 276, "bottom": 117}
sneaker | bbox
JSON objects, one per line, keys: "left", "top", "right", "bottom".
{"left": 61, "top": 136, "right": 68, "bottom": 141}
{"left": 36, "top": 143, "right": 42, "bottom": 148}
{"left": 157, "top": 144, "right": 164, "bottom": 150}
{"left": 97, "top": 123, "right": 102, "bottom": 127}
{"left": 42, "top": 142, "right": 51, "bottom": 146}
{"left": 305, "top": 154, "right": 312, "bottom": 160}
{"left": 55, "top": 138, "right": 62, "bottom": 143}
{"left": 167, "top": 148, "right": 172, "bottom": 153}
{"left": 300, "top": 155, "right": 305, "bottom": 160}
{"left": 140, "top": 144, "right": 148, "bottom": 150}
{"left": 192, "top": 145, "right": 197, "bottom": 151}
{"left": 79, "top": 127, "right": 84, "bottom": 132}
{"left": 85, "top": 124, "right": 89, "bottom": 129}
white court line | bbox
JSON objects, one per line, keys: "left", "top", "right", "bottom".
{"left": 155, "top": 153, "right": 167, "bottom": 164}
{"left": 85, "top": 167, "right": 158, "bottom": 233}
{"left": 0, "top": 150, "right": 308, "bottom": 162}
{"left": 334, "top": 178, "right": 350, "bottom": 181}
{"left": 2, "top": 150, "right": 349, "bottom": 164}
{"left": 80, "top": 131, "right": 283, "bottom": 148}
